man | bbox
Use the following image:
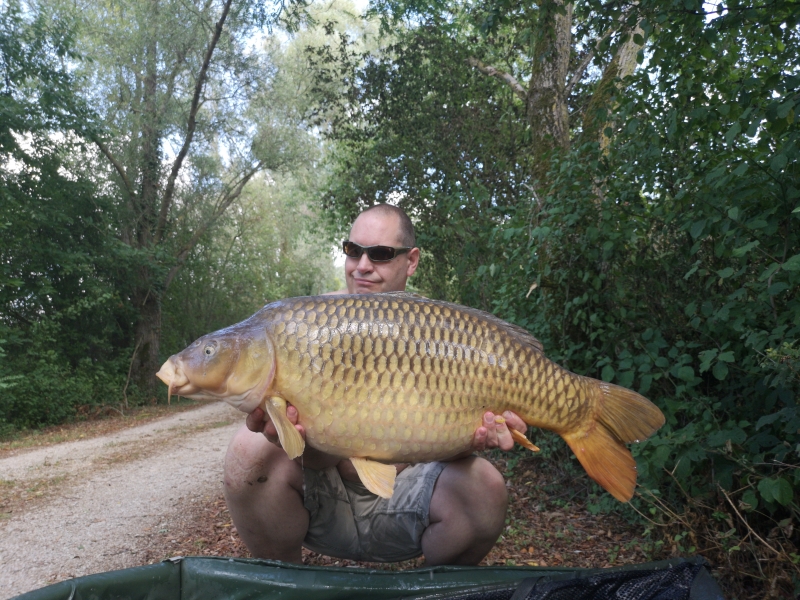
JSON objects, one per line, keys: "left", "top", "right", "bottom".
{"left": 223, "top": 204, "right": 527, "bottom": 565}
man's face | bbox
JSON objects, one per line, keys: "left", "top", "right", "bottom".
{"left": 345, "top": 211, "right": 419, "bottom": 294}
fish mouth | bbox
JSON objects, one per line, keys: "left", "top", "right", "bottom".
{"left": 156, "top": 358, "right": 192, "bottom": 398}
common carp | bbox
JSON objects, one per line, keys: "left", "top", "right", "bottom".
{"left": 156, "top": 293, "right": 664, "bottom": 501}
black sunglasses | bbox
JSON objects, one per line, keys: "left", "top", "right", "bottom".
{"left": 342, "top": 241, "right": 412, "bottom": 263}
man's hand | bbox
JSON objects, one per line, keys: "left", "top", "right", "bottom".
{"left": 471, "top": 411, "right": 527, "bottom": 452}
{"left": 246, "top": 404, "right": 306, "bottom": 447}
{"left": 246, "top": 404, "right": 343, "bottom": 470}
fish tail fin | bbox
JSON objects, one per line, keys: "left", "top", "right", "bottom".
{"left": 562, "top": 379, "right": 665, "bottom": 502}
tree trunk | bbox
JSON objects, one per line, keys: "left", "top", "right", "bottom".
{"left": 131, "top": 284, "right": 162, "bottom": 398}
{"left": 582, "top": 21, "right": 644, "bottom": 148}
{"left": 131, "top": 3, "right": 163, "bottom": 396}
{"left": 527, "top": 0, "right": 573, "bottom": 187}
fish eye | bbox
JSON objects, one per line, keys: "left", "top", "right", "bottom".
{"left": 204, "top": 344, "right": 216, "bottom": 356}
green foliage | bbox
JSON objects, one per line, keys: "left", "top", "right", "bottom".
{"left": 0, "top": 320, "right": 128, "bottom": 432}
{"left": 308, "top": 21, "right": 533, "bottom": 305}
{"left": 161, "top": 174, "right": 340, "bottom": 355}
{"left": 0, "top": 0, "right": 142, "bottom": 431}
{"left": 1, "top": 0, "right": 341, "bottom": 430}
{"left": 311, "top": 0, "right": 799, "bottom": 588}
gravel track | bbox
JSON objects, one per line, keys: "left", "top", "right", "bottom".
{"left": 0, "top": 402, "right": 242, "bottom": 599}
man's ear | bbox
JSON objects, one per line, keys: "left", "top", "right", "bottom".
{"left": 406, "top": 247, "right": 420, "bottom": 277}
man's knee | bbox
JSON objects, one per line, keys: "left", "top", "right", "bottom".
{"left": 424, "top": 457, "right": 508, "bottom": 565}
{"left": 461, "top": 458, "right": 507, "bottom": 534}
{"left": 223, "top": 425, "right": 301, "bottom": 495}
{"left": 432, "top": 457, "right": 507, "bottom": 529}
{"left": 446, "top": 456, "right": 506, "bottom": 506}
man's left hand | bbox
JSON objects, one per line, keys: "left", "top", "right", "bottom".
{"left": 471, "top": 411, "right": 527, "bottom": 452}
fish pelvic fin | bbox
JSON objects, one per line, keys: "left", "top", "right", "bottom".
{"left": 262, "top": 396, "right": 305, "bottom": 460}
{"left": 562, "top": 379, "right": 665, "bottom": 503}
{"left": 350, "top": 457, "right": 397, "bottom": 499}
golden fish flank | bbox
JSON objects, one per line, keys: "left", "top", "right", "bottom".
{"left": 156, "top": 292, "right": 665, "bottom": 502}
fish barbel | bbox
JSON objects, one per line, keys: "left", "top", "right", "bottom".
{"left": 156, "top": 293, "right": 664, "bottom": 501}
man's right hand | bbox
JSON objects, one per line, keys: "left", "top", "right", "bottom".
{"left": 246, "top": 404, "right": 305, "bottom": 447}
{"left": 247, "top": 405, "right": 343, "bottom": 470}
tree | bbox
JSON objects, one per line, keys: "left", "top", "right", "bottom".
{"left": 54, "top": 0, "right": 310, "bottom": 395}
{"left": 0, "top": 1, "right": 134, "bottom": 427}
{"left": 307, "top": 0, "right": 799, "bottom": 592}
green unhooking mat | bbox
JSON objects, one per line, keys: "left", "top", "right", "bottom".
{"left": 12, "top": 556, "right": 725, "bottom": 600}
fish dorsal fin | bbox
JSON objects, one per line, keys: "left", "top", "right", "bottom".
{"left": 495, "top": 320, "right": 544, "bottom": 353}
{"left": 262, "top": 396, "right": 305, "bottom": 460}
{"left": 435, "top": 300, "right": 545, "bottom": 354}
{"left": 349, "top": 457, "right": 397, "bottom": 498}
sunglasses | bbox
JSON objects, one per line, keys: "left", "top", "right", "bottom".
{"left": 342, "top": 241, "right": 412, "bottom": 263}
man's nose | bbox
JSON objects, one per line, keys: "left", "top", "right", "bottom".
{"left": 356, "top": 252, "right": 374, "bottom": 272}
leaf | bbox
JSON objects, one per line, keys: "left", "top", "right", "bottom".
{"left": 690, "top": 220, "right": 706, "bottom": 239}
{"left": 712, "top": 361, "right": 729, "bottom": 380}
{"left": 699, "top": 349, "right": 718, "bottom": 372}
{"left": 725, "top": 122, "right": 741, "bottom": 145}
{"left": 758, "top": 478, "right": 794, "bottom": 506}
{"left": 777, "top": 100, "right": 795, "bottom": 119}
{"left": 756, "top": 411, "right": 783, "bottom": 430}
{"left": 773, "top": 479, "right": 794, "bottom": 506}
{"left": 732, "top": 162, "right": 748, "bottom": 176}
{"left": 770, "top": 153, "right": 788, "bottom": 172}
{"left": 716, "top": 267, "right": 734, "bottom": 279}
{"left": 684, "top": 263, "right": 700, "bottom": 280}
{"left": 782, "top": 254, "right": 800, "bottom": 271}
{"left": 601, "top": 364, "right": 615, "bottom": 382}
{"left": 718, "top": 351, "right": 735, "bottom": 363}
{"left": 617, "top": 370, "right": 635, "bottom": 388}
{"left": 677, "top": 366, "right": 695, "bottom": 382}
{"left": 727, "top": 207, "right": 739, "bottom": 221}
{"left": 732, "top": 240, "right": 759, "bottom": 257}
{"left": 740, "top": 490, "right": 758, "bottom": 511}
{"left": 759, "top": 263, "right": 780, "bottom": 281}
{"left": 639, "top": 374, "right": 653, "bottom": 394}
{"left": 758, "top": 478, "right": 775, "bottom": 503}
{"left": 768, "top": 282, "right": 789, "bottom": 295}
{"left": 707, "top": 427, "right": 745, "bottom": 447}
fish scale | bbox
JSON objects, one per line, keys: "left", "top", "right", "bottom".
{"left": 157, "top": 292, "right": 665, "bottom": 501}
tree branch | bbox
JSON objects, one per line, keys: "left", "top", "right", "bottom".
{"left": 93, "top": 136, "right": 135, "bottom": 203}
{"left": 467, "top": 57, "right": 527, "bottom": 101}
{"left": 155, "top": 0, "right": 234, "bottom": 245}
{"left": 565, "top": 7, "right": 636, "bottom": 97}
{"left": 163, "top": 162, "right": 263, "bottom": 290}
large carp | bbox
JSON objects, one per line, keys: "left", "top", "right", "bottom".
{"left": 156, "top": 293, "right": 664, "bottom": 501}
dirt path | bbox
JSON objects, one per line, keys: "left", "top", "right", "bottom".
{"left": 0, "top": 402, "right": 242, "bottom": 599}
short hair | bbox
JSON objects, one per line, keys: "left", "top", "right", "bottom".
{"left": 360, "top": 204, "right": 416, "bottom": 247}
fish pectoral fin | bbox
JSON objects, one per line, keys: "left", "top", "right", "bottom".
{"left": 510, "top": 428, "right": 540, "bottom": 452}
{"left": 262, "top": 396, "right": 305, "bottom": 460}
{"left": 350, "top": 457, "right": 396, "bottom": 499}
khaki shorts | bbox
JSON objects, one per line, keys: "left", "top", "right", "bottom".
{"left": 302, "top": 461, "right": 448, "bottom": 562}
